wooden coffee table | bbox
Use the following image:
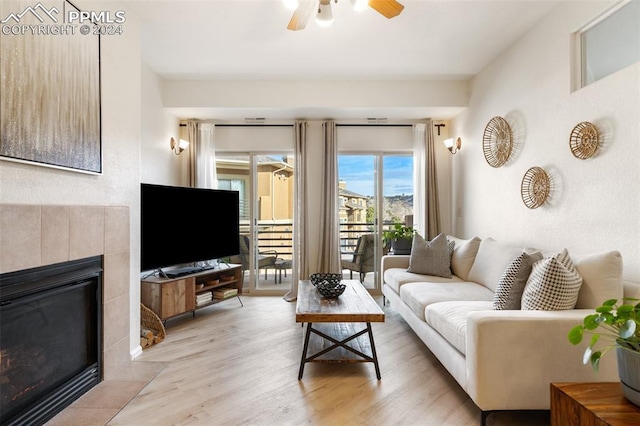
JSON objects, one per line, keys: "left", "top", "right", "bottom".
{"left": 295, "top": 279, "right": 385, "bottom": 380}
{"left": 551, "top": 382, "right": 640, "bottom": 425}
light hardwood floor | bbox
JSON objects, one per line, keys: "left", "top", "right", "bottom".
{"left": 48, "top": 295, "right": 550, "bottom": 426}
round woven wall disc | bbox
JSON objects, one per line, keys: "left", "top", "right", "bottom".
{"left": 521, "top": 167, "right": 550, "bottom": 209}
{"left": 569, "top": 121, "right": 600, "bottom": 159}
{"left": 482, "top": 116, "right": 513, "bottom": 167}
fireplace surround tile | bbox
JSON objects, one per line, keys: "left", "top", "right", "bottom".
{"left": 41, "top": 205, "right": 70, "bottom": 266}
{"left": 0, "top": 204, "right": 41, "bottom": 273}
{"left": 70, "top": 206, "right": 105, "bottom": 261}
{"left": 105, "top": 206, "right": 130, "bottom": 254}
{"left": 103, "top": 335, "right": 134, "bottom": 381}
{"left": 104, "top": 250, "right": 130, "bottom": 303}
{"left": 104, "top": 293, "right": 130, "bottom": 350}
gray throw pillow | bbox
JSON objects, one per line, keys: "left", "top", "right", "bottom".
{"left": 407, "top": 233, "right": 452, "bottom": 278}
{"left": 493, "top": 251, "right": 543, "bottom": 310}
{"left": 521, "top": 249, "right": 583, "bottom": 310}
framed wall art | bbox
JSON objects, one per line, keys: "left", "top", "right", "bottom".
{"left": 0, "top": 0, "right": 101, "bottom": 174}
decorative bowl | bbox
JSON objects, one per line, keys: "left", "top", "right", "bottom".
{"left": 309, "top": 273, "right": 343, "bottom": 287}
{"left": 316, "top": 281, "right": 347, "bottom": 298}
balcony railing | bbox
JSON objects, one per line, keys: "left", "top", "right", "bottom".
{"left": 239, "top": 220, "right": 406, "bottom": 262}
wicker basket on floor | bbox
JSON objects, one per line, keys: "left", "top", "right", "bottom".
{"left": 140, "top": 303, "right": 166, "bottom": 348}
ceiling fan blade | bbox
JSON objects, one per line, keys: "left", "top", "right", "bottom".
{"left": 287, "top": 0, "right": 317, "bottom": 31}
{"left": 368, "top": 0, "right": 404, "bottom": 19}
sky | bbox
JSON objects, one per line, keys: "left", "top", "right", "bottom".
{"left": 338, "top": 155, "right": 413, "bottom": 197}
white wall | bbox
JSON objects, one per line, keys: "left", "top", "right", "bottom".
{"left": 162, "top": 79, "right": 468, "bottom": 111}
{"left": 0, "top": 1, "right": 143, "bottom": 356}
{"left": 141, "top": 63, "right": 181, "bottom": 186}
{"left": 450, "top": 1, "right": 640, "bottom": 284}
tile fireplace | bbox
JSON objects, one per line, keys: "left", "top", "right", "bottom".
{"left": 0, "top": 204, "right": 131, "bottom": 424}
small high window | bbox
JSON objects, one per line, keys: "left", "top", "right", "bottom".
{"left": 576, "top": 0, "right": 640, "bottom": 89}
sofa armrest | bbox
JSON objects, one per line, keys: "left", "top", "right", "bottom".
{"left": 465, "top": 309, "right": 619, "bottom": 411}
{"left": 381, "top": 255, "right": 410, "bottom": 274}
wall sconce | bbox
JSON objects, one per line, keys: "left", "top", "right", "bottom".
{"left": 170, "top": 137, "right": 189, "bottom": 155}
{"left": 443, "top": 137, "right": 462, "bottom": 154}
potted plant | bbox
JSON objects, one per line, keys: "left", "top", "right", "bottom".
{"left": 568, "top": 298, "right": 640, "bottom": 406}
{"left": 382, "top": 223, "right": 415, "bottom": 255}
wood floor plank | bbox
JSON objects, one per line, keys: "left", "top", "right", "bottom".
{"left": 96, "top": 296, "right": 550, "bottom": 425}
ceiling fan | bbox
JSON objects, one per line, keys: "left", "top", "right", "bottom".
{"left": 285, "top": 0, "right": 405, "bottom": 31}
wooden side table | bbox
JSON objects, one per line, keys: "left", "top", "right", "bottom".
{"left": 551, "top": 382, "right": 640, "bottom": 425}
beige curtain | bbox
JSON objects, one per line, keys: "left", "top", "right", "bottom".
{"left": 316, "top": 120, "right": 342, "bottom": 274}
{"left": 186, "top": 121, "right": 217, "bottom": 189}
{"left": 413, "top": 121, "right": 441, "bottom": 239}
{"left": 284, "top": 121, "right": 308, "bottom": 302}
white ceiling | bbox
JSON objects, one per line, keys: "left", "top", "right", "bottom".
{"left": 125, "top": 0, "right": 564, "bottom": 119}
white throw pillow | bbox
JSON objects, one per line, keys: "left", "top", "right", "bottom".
{"left": 407, "top": 233, "right": 452, "bottom": 278}
{"left": 521, "top": 249, "right": 583, "bottom": 310}
{"left": 448, "top": 236, "right": 481, "bottom": 281}
{"left": 493, "top": 251, "right": 543, "bottom": 310}
{"left": 467, "top": 238, "right": 524, "bottom": 292}
{"left": 572, "top": 251, "right": 623, "bottom": 309}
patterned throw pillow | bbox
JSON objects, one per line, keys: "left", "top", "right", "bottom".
{"left": 521, "top": 249, "right": 583, "bottom": 310}
{"left": 447, "top": 238, "right": 455, "bottom": 272}
{"left": 493, "top": 251, "right": 543, "bottom": 310}
{"left": 407, "top": 233, "right": 452, "bottom": 278}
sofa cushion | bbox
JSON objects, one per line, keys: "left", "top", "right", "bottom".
{"left": 573, "top": 251, "right": 623, "bottom": 308}
{"left": 467, "top": 238, "right": 524, "bottom": 292}
{"left": 384, "top": 269, "right": 466, "bottom": 294}
{"left": 425, "top": 301, "right": 493, "bottom": 355}
{"left": 407, "top": 233, "right": 452, "bottom": 278}
{"left": 448, "top": 236, "right": 482, "bottom": 281}
{"left": 521, "top": 249, "right": 583, "bottom": 310}
{"left": 399, "top": 281, "right": 494, "bottom": 321}
{"left": 493, "top": 251, "right": 543, "bottom": 310}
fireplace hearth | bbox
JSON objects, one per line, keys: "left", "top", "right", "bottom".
{"left": 0, "top": 256, "right": 103, "bottom": 426}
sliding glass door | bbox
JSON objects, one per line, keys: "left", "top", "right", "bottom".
{"left": 338, "top": 153, "right": 413, "bottom": 292}
{"left": 216, "top": 153, "right": 294, "bottom": 294}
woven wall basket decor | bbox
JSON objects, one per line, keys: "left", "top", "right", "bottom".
{"left": 569, "top": 121, "right": 600, "bottom": 159}
{"left": 521, "top": 167, "right": 550, "bottom": 209}
{"left": 482, "top": 116, "right": 513, "bottom": 167}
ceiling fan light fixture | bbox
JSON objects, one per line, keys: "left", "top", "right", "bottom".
{"left": 316, "top": 1, "right": 334, "bottom": 27}
{"left": 282, "top": 0, "right": 299, "bottom": 11}
{"left": 350, "top": 0, "right": 368, "bottom": 12}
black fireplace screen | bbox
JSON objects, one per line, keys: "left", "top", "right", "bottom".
{"left": 0, "top": 256, "right": 102, "bottom": 425}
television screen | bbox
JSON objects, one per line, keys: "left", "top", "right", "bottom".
{"left": 141, "top": 183, "right": 240, "bottom": 272}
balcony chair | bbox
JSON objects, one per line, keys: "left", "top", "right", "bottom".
{"left": 229, "top": 235, "right": 278, "bottom": 280}
{"left": 341, "top": 233, "right": 376, "bottom": 283}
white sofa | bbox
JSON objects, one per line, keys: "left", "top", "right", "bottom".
{"left": 381, "top": 235, "right": 625, "bottom": 419}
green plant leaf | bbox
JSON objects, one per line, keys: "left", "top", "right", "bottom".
{"left": 596, "top": 305, "right": 612, "bottom": 313}
{"left": 620, "top": 319, "right": 637, "bottom": 339}
{"left": 601, "top": 312, "right": 614, "bottom": 324}
{"left": 590, "top": 351, "right": 602, "bottom": 372}
{"left": 589, "top": 334, "right": 600, "bottom": 347}
{"left": 584, "top": 314, "right": 600, "bottom": 330}
{"left": 603, "top": 299, "right": 618, "bottom": 307}
{"left": 618, "top": 304, "right": 634, "bottom": 315}
{"left": 568, "top": 325, "right": 584, "bottom": 344}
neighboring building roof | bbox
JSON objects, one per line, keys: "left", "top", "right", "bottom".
{"left": 339, "top": 188, "right": 367, "bottom": 199}
{"left": 344, "top": 201, "right": 366, "bottom": 210}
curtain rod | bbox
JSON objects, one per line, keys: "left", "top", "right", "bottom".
{"left": 336, "top": 124, "right": 413, "bottom": 127}
{"left": 179, "top": 123, "right": 293, "bottom": 127}
{"left": 178, "top": 123, "right": 415, "bottom": 127}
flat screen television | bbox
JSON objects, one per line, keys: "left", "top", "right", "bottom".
{"left": 140, "top": 183, "right": 240, "bottom": 273}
